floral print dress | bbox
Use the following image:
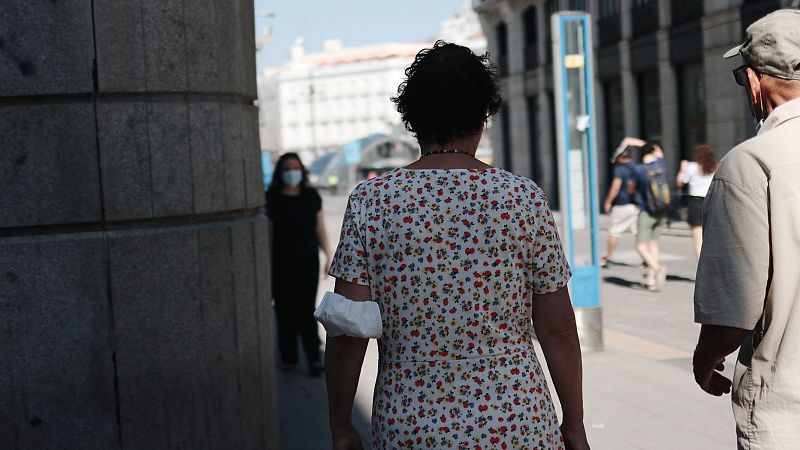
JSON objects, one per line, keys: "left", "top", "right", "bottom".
{"left": 329, "top": 167, "right": 571, "bottom": 449}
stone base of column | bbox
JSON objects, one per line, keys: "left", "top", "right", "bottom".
{"left": 575, "top": 307, "right": 604, "bottom": 353}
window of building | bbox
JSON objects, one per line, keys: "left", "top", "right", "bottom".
{"left": 496, "top": 22, "right": 509, "bottom": 76}
{"left": 637, "top": 70, "right": 661, "bottom": 141}
{"left": 678, "top": 62, "right": 706, "bottom": 160}
{"left": 603, "top": 78, "right": 624, "bottom": 167}
{"left": 524, "top": 6, "right": 539, "bottom": 70}
{"left": 671, "top": 0, "right": 703, "bottom": 26}
{"left": 547, "top": 91, "right": 560, "bottom": 206}
{"left": 501, "top": 104, "right": 513, "bottom": 171}
{"left": 631, "top": 0, "right": 658, "bottom": 37}
{"left": 598, "top": 0, "right": 621, "bottom": 47}
{"left": 527, "top": 95, "right": 540, "bottom": 181}
{"left": 544, "top": 0, "right": 558, "bottom": 65}
{"left": 566, "top": 0, "right": 588, "bottom": 11}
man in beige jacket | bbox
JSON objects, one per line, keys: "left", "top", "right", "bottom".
{"left": 692, "top": 9, "right": 800, "bottom": 449}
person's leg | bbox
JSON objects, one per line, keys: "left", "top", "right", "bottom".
{"left": 636, "top": 213, "right": 661, "bottom": 286}
{"left": 298, "top": 255, "right": 322, "bottom": 373}
{"left": 691, "top": 226, "right": 703, "bottom": 259}
{"left": 650, "top": 215, "right": 667, "bottom": 285}
{"left": 604, "top": 235, "right": 620, "bottom": 264}
{"left": 274, "top": 296, "right": 299, "bottom": 367}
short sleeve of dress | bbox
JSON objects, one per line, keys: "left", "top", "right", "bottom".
{"left": 328, "top": 186, "right": 371, "bottom": 286}
{"left": 531, "top": 197, "right": 572, "bottom": 294}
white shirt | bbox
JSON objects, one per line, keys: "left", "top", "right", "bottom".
{"left": 682, "top": 161, "right": 714, "bottom": 197}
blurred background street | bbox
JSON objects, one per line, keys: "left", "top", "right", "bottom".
{"left": 275, "top": 192, "right": 736, "bottom": 450}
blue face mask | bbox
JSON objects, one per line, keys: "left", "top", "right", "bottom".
{"left": 282, "top": 169, "right": 303, "bottom": 187}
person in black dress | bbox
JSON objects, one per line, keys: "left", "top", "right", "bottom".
{"left": 265, "top": 153, "right": 331, "bottom": 376}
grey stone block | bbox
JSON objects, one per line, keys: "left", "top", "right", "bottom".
{"left": 185, "top": 0, "right": 221, "bottom": 92}
{"left": 253, "top": 218, "right": 278, "bottom": 448}
{"left": 148, "top": 102, "right": 193, "bottom": 217}
{"left": 0, "top": 103, "right": 101, "bottom": 228}
{"left": 222, "top": 103, "right": 247, "bottom": 210}
{"left": 0, "top": 234, "right": 117, "bottom": 450}
{"left": 142, "top": 0, "right": 188, "bottom": 92}
{"left": 109, "top": 228, "right": 208, "bottom": 449}
{"left": 244, "top": 105, "right": 265, "bottom": 209}
{"left": 215, "top": 1, "right": 244, "bottom": 94}
{"left": 97, "top": 102, "right": 153, "bottom": 221}
{"left": 239, "top": 5, "right": 258, "bottom": 99}
{"left": 93, "top": 0, "right": 147, "bottom": 92}
{"left": 230, "top": 220, "right": 266, "bottom": 449}
{"left": 0, "top": 2, "right": 94, "bottom": 96}
{"left": 189, "top": 102, "right": 227, "bottom": 214}
{"left": 197, "top": 227, "right": 244, "bottom": 448}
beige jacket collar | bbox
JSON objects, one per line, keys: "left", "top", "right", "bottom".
{"left": 759, "top": 97, "right": 800, "bottom": 135}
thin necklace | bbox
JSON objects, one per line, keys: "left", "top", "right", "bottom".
{"left": 420, "top": 149, "right": 475, "bottom": 158}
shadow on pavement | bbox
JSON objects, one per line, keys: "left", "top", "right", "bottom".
{"left": 274, "top": 319, "right": 372, "bottom": 449}
{"left": 603, "top": 276, "right": 644, "bottom": 289}
{"left": 666, "top": 274, "right": 695, "bottom": 283}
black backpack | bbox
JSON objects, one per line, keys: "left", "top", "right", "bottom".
{"left": 642, "top": 163, "right": 670, "bottom": 215}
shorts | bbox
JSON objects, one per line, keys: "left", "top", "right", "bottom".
{"left": 687, "top": 196, "right": 704, "bottom": 227}
{"left": 637, "top": 211, "right": 666, "bottom": 244}
{"left": 608, "top": 204, "right": 639, "bottom": 237}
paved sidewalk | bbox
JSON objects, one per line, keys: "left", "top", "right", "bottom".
{"left": 275, "top": 194, "right": 737, "bottom": 449}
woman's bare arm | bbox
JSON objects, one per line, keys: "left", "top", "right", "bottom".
{"left": 316, "top": 209, "right": 333, "bottom": 272}
{"left": 325, "top": 278, "right": 371, "bottom": 444}
{"left": 532, "top": 286, "right": 587, "bottom": 447}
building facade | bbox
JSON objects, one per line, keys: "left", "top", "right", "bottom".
{"left": 257, "top": 2, "right": 488, "bottom": 162}
{"left": 474, "top": 0, "right": 793, "bottom": 205}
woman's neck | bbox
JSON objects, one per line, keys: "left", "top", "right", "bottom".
{"left": 282, "top": 185, "right": 301, "bottom": 195}
{"left": 405, "top": 134, "right": 490, "bottom": 170}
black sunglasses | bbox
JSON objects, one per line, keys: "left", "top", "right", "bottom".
{"left": 733, "top": 65, "right": 761, "bottom": 87}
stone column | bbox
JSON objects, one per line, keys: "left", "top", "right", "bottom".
{"left": 658, "top": 30, "right": 681, "bottom": 175}
{"left": 0, "top": 1, "right": 276, "bottom": 449}
{"left": 619, "top": 0, "right": 640, "bottom": 137}
{"left": 503, "top": 5, "right": 533, "bottom": 176}
{"left": 703, "top": 0, "right": 750, "bottom": 156}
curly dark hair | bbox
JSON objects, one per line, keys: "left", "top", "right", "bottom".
{"left": 693, "top": 144, "right": 718, "bottom": 175}
{"left": 391, "top": 41, "right": 502, "bottom": 146}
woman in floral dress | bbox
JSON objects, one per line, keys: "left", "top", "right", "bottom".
{"left": 324, "top": 41, "right": 588, "bottom": 450}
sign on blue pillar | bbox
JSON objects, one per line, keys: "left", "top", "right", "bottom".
{"left": 552, "top": 11, "right": 603, "bottom": 351}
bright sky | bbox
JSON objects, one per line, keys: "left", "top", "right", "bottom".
{"left": 254, "top": 0, "right": 470, "bottom": 70}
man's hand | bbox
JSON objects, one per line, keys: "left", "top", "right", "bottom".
{"left": 693, "top": 355, "right": 732, "bottom": 396}
{"left": 603, "top": 200, "right": 612, "bottom": 214}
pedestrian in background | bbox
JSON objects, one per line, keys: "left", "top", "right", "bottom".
{"left": 692, "top": 9, "right": 800, "bottom": 448}
{"left": 601, "top": 136, "right": 645, "bottom": 267}
{"left": 633, "top": 142, "right": 669, "bottom": 291}
{"left": 320, "top": 41, "right": 588, "bottom": 450}
{"left": 676, "top": 144, "right": 718, "bottom": 259}
{"left": 266, "top": 152, "right": 332, "bottom": 376}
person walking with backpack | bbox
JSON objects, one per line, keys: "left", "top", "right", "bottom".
{"left": 633, "top": 142, "right": 670, "bottom": 291}
{"left": 601, "top": 137, "right": 645, "bottom": 267}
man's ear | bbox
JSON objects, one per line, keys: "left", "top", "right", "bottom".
{"left": 746, "top": 67, "right": 762, "bottom": 116}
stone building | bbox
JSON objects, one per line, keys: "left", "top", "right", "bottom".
{"left": 474, "top": 0, "right": 794, "bottom": 205}
{"left": 257, "top": 2, "right": 488, "bottom": 163}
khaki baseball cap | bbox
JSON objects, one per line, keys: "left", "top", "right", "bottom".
{"left": 723, "top": 9, "right": 800, "bottom": 81}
